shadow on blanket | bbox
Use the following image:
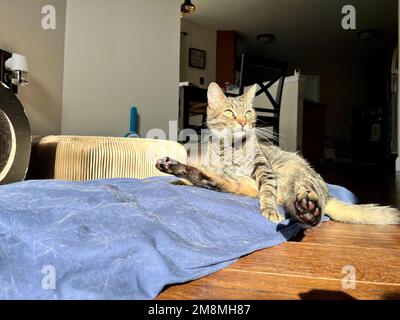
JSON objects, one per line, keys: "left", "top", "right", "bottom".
{"left": 0, "top": 177, "right": 356, "bottom": 299}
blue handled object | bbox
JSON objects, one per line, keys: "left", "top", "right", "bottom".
{"left": 124, "top": 106, "right": 140, "bottom": 138}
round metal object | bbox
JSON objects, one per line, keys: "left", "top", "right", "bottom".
{"left": 0, "top": 85, "right": 31, "bottom": 185}
{"left": 257, "top": 33, "right": 275, "bottom": 45}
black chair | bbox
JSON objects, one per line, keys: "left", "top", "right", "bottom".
{"left": 178, "top": 85, "right": 208, "bottom": 140}
{"left": 239, "top": 54, "right": 287, "bottom": 145}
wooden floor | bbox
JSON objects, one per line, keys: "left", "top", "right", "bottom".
{"left": 157, "top": 164, "right": 400, "bottom": 300}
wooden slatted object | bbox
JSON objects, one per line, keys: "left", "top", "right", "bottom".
{"left": 29, "top": 136, "right": 187, "bottom": 181}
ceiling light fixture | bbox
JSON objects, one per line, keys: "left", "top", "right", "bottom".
{"left": 180, "top": 0, "right": 196, "bottom": 18}
{"left": 357, "top": 29, "right": 380, "bottom": 40}
{"left": 257, "top": 33, "right": 275, "bottom": 45}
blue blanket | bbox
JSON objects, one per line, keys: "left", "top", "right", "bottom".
{"left": 0, "top": 177, "right": 357, "bottom": 300}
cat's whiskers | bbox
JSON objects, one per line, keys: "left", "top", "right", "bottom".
{"left": 254, "top": 120, "right": 284, "bottom": 140}
{"left": 255, "top": 127, "right": 281, "bottom": 144}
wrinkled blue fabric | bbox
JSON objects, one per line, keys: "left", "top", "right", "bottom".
{"left": 0, "top": 177, "right": 357, "bottom": 300}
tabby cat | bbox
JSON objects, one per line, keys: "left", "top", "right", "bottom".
{"left": 156, "top": 83, "right": 400, "bottom": 227}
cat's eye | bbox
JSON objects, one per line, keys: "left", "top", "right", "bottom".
{"left": 244, "top": 110, "right": 254, "bottom": 118}
{"left": 224, "top": 110, "right": 235, "bottom": 118}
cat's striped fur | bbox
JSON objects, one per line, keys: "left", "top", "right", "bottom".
{"left": 156, "top": 83, "right": 400, "bottom": 226}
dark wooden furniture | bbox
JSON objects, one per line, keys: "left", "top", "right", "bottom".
{"left": 351, "top": 104, "right": 389, "bottom": 164}
{"left": 216, "top": 31, "right": 237, "bottom": 87}
{"left": 302, "top": 101, "right": 327, "bottom": 165}
{"left": 179, "top": 85, "right": 208, "bottom": 137}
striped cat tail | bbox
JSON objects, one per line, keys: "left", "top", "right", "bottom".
{"left": 325, "top": 198, "right": 400, "bottom": 225}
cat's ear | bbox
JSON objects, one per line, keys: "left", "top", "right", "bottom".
{"left": 207, "top": 82, "right": 226, "bottom": 108}
{"left": 241, "top": 84, "right": 258, "bottom": 105}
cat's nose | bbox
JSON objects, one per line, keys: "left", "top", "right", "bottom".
{"left": 237, "top": 116, "right": 247, "bottom": 127}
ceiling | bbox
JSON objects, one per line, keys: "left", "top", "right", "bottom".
{"left": 183, "top": 0, "right": 398, "bottom": 63}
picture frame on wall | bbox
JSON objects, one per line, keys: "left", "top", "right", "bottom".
{"left": 189, "top": 48, "right": 206, "bottom": 69}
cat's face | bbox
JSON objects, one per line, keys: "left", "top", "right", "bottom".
{"left": 207, "top": 83, "right": 257, "bottom": 139}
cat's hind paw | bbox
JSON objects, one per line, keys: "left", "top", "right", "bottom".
{"left": 294, "top": 191, "right": 322, "bottom": 226}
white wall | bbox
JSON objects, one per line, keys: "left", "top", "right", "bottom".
{"left": 180, "top": 20, "right": 216, "bottom": 88}
{"left": 62, "top": 0, "right": 181, "bottom": 137}
{"left": 0, "top": 0, "right": 66, "bottom": 135}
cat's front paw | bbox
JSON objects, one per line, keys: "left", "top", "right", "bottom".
{"left": 261, "top": 208, "right": 284, "bottom": 224}
{"left": 155, "top": 157, "right": 183, "bottom": 175}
